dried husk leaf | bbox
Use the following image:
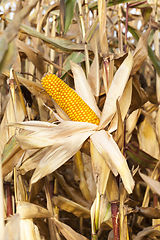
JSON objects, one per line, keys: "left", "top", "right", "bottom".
{"left": 52, "top": 195, "right": 90, "bottom": 218}
{"left": 4, "top": 214, "right": 20, "bottom": 240}
{"left": 19, "top": 219, "right": 41, "bottom": 240}
{"left": 19, "top": 148, "right": 50, "bottom": 175}
{"left": 90, "top": 141, "right": 110, "bottom": 195}
{"left": 108, "top": 77, "right": 132, "bottom": 133}
{"left": 138, "top": 117, "right": 159, "bottom": 159}
{"left": 99, "top": 52, "right": 133, "bottom": 129}
{"left": 17, "top": 201, "right": 53, "bottom": 219}
{"left": 91, "top": 130, "right": 134, "bottom": 194}
{"left": 31, "top": 131, "right": 94, "bottom": 184}
{"left": 52, "top": 217, "right": 89, "bottom": 240}
{"left": 70, "top": 61, "right": 100, "bottom": 118}
{"left": 11, "top": 121, "right": 97, "bottom": 149}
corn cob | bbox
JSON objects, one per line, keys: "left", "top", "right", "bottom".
{"left": 41, "top": 73, "right": 100, "bottom": 125}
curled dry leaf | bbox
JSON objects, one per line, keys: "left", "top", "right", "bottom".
{"left": 133, "top": 226, "right": 160, "bottom": 240}
{"left": 137, "top": 206, "right": 160, "bottom": 219}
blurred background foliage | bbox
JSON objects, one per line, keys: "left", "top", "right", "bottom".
{"left": 1, "top": 0, "right": 160, "bottom": 239}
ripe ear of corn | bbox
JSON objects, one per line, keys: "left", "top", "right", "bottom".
{"left": 41, "top": 73, "right": 100, "bottom": 125}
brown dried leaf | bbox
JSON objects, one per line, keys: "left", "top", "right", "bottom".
{"left": 17, "top": 201, "right": 53, "bottom": 219}
{"left": 137, "top": 206, "right": 160, "bottom": 219}
{"left": 53, "top": 217, "right": 89, "bottom": 240}
{"left": 133, "top": 226, "right": 160, "bottom": 240}
{"left": 106, "top": 172, "right": 119, "bottom": 202}
{"left": 131, "top": 26, "right": 151, "bottom": 76}
{"left": 17, "top": 40, "right": 46, "bottom": 75}
{"left": 139, "top": 170, "right": 160, "bottom": 195}
{"left": 53, "top": 171, "right": 91, "bottom": 209}
{"left": 2, "top": 136, "right": 24, "bottom": 177}
{"left": 52, "top": 195, "right": 90, "bottom": 218}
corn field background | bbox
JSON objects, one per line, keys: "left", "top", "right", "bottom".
{"left": 1, "top": 0, "right": 160, "bottom": 239}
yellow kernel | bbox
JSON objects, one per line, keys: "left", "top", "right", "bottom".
{"left": 41, "top": 73, "right": 100, "bottom": 125}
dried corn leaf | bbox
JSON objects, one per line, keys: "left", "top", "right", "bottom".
{"left": 4, "top": 214, "right": 20, "bottom": 240}
{"left": 53, "top": 171, "right": 91, "bottom": 208}
{"left": 108, "top": 77, "right": 132, "bottom": 133}
{"left": 139, "top": 171, "right": 160, "bottom": 195}
{"left": 17, "top": 40, "right": 46, "bottom": 75}
{"left": 70, "top": 61, "right": 100, "bottom": 118}
{"left": 19, "top": 219, "right": 41, "bottom": 240}
{"left": 98, "top": 0, "right": 108, "bottom": 56}
{"left": 138, "top": 117, "right": 159, "bottom": 159}
{"left": 52, "top": 195, "right": 90, "bottom": 218}
{"left": 88, "top": 28, "right": 100, "bottom": 97}
{"left": 90, "top": 141, "right": 110, "bottom": 195}
{"left": 106, "top": 172, "right": 119, "bottom": 202}
{"left": 81, "top": 153, "right": 96, "bottom": 201}
{"left": 31, "top": 131, "right": 94, "bottom": 184}
{"left": 125, "top": 109, "right": 141, "bottom": 143}
{"left": 17, "top": 201, "right": 53, "bottom": 219}
{"left": 5, "top": 19, "right": 87, "bottom": 53}
{"left": 2, "top": 136, "right": 24, "bottom": 177}
{"left": 0, "top": 0, "right": 39, "bottom": 72}
{"left": 133, "top": 226, "right": 160, "bottom": 240}
{"left": 131, "top": 26, "right": 151, "bottom": 76}
{"left": 137, "top": 206, "right": 160, "bottom": 219}
{"left": 99, "top": 52, "right": 133, "bottom": 129}
{"left": 0, "top": 93, "right": 25, "bottom": 157}
{"left": 125, "top": 143, "right": 159, "bottom": 170}
{"left": 53, "top": 217, "right": 89, "bottom": 240}
{"left": 75, "top": 151, "right": 91, "bottom": 201}
{"left": 0, "top": 39, "right": 17, "bottom": 73}
{"left": 91, "top": 130, "right": 134, "bottom": 194}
